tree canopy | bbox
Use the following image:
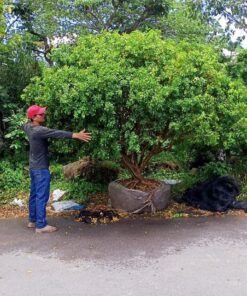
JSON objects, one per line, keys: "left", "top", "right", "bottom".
{"left": 22, "top": 30, "right": 247, "bottom": 179}
{"left": 0, "top": 1, "right": 5, "bottom": 38}
{"left": 4, "top": 0, "right": 246, "bottom": 65}
{"left": 195, "top": 0, "right": 247, "bottom": 33}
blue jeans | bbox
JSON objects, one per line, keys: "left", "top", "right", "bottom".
{"left": 29, "top": 169, "right": 51, "bottom": 229}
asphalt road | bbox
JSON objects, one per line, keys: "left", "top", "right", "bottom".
{"left": 1, "top": 216, "right": 247, "bottom": 296}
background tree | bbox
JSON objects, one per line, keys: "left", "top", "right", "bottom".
{"left": 5, "top": 0, "right": 239, "bottom": 65}
{"left": 160, "top": 1, "right": 217, "bottom": 42}
{"left": 228, "top": 49, "right": 247, "bottom": 83}
{"left": 4, "top": 0, "right": 171, "bottom": 65}
{"left": 191, "top": 0, "right": 247, "bottom": 45}
{"left": 224, "top": 49, "right": 247, "bottom": 156}
{"left": 0, "top": 36, "right": 41, "bottom": 155}
{"left": 0, "top": 1, "right": 5, "bottom": 38}
{"left": 0, "top": 1, "right": 6, "bottom": 152}
{"left": 0, "top": 0, "right": 41, "bottom": 157}
{"left": 22, "top": 31, "right": 247, "bottom": 181}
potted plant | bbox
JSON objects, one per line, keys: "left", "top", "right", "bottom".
{"left": 23, "top": 31, "right": 246, "bottom": 212}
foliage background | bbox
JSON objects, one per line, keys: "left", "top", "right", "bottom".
{"left": 0, "top": 0, "right": 246, "bottom": 205}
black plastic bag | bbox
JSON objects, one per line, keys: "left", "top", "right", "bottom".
{"left": 180, "top": 176, "right": 247, "bottom": 212}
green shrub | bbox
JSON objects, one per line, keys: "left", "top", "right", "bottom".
{"left": 0, "top": 160, "right": 29, "bottom": 204}
{"left": 0, "top": 160, "right": 107, "bottom": 205}
{"left": 22, "top": 30, "right": 247, "bottom": 181}
{"left": 50, "top": 162, "right": 107, "bottom": 203}
{"left": 200, "top": 161, "right": 231, "bottom": 178}
{"left": 0, "top": 161, "right": 29, "bottom": 191}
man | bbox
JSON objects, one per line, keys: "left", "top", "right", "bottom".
{"left": 23, "top": 105, "right": 91, "bottom": 233}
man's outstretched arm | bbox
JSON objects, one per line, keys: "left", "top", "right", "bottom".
{"left": 72, "top": 130, "right": 91, "bottom": 142}
{"left": 35, "top": 126, "right": 91, "bottom": 142}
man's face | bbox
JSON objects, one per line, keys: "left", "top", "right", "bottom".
{"left": 33, "top": 113, "right": 46, "bottom": 124}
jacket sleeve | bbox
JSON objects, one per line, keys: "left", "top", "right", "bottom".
{"left": 34, "top": 126, "right": 73, "bottom": 139}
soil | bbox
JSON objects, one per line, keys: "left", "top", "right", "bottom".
{"left": 1, "top": 191, "right": 247, "bottom": 221}
{"left": 118, "top": 178, "right": 161, "bottom": 192}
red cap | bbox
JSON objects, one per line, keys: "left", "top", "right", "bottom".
{"left": 26, "top": 105, "right": 47, "bottom": 119}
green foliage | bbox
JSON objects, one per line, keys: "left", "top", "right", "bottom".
{"left": 220, "top": 80, "right": 247, "bottom": 154}
{"left": 3, "top": 111, "right": 27, "bottom": 152}
{"left": 228, "top": 49, "right": 247, "bottom": 84}
{"left": 160, "top": 0, "right": 215, "bottom": 42}
{"left": 230, "top": 156, "right": 247, "bottom": 182}
{"left": 0, "top": 35, "right": 41, "bottom": 105}
{"left": 22, "top": 30, "right": 247, "bottom": 178}
{"left": 6, "top": 0, "right": 170, "bottom": 36}
{"left": 0, "top": 34, "right": 41, "bottom": 157}
{"left": 49, "top": 163, "right": 107, "bottom": 203}
{"left": 51, "top": 179, "right": 106, "bottom": 204}
{"left": 0, "top": 160, "right": 29, "bottom": 204}
{"left": 0, "top": 1, "right": 5, "bottom": 38}
{"left": 191, "top": 0, "right": 247, "bottom": 45}
{"left": 238, "top": 182, "right": 247, "bottom": 201}
{"left": 146, "top": 153, "right": 246, "bottom": 199}
{"left": 200, "top": 161, "right": 231, "bottom": 178}
{"left": 4, "top": 0, "right": 171, "bottom": 64}
{"left": 5, "top": 0, "right": 240, "bottom": 67}
{"left": 0, "top": 166, "right": 26, "bottom": 191}
{"left": 0, "top": 160, "right": 107, "bottom": 204}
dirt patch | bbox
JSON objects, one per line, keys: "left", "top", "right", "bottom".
{"left": 0, "top": 206, "right": 29, "bottom": 219}
{"left": 153, "top": 201, "right": 247, "bottom": 219}
{"left": 1, "top": 192, "right": 247, "bottom": 222}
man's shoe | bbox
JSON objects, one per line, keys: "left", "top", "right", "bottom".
{"left": 35, "top": 225, "right": 58, "bottom": 233}
{"left": 27, "top": 222, "right": 36, "bottom": 228}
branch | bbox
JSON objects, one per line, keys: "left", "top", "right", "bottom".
{"left": 223, "top": 9, "right": 247, "bottom": 31}
{"left": 122, "top": 154, "right": 144, "bottom": 181}
{"left": 85, "top": 6, "right": 105, "bottom": 31}
{"left": 105, "top": 1, "right": 118, "bottom": 30}
{"left": 29, "top": 30, "right": 53, "bottom": 66}
{"left": 6, "top": 16, "right": 20, "bottom": 35}
{"left": 124, "top": 6, "right": 154, "bottom": 33}
{"left": 139, "top": 144, "right": 163, "bottom": 173}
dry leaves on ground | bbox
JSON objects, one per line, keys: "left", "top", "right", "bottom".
{"left": 1, "top": 192, "right": 247, "bottom": 222}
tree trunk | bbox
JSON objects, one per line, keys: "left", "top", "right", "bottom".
{"left": 121, "top": 155, "right": 144, "bottom": 181}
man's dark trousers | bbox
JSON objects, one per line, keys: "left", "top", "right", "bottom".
{"left": 29, "top": 169, "right": 51, "bottom": 229}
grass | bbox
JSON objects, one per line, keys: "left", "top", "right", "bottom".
{"left": 0, "top": 161, "right": 107, "bottom": 205}
{"left": 0, "top": 152, "right": 246, "bottom": 206}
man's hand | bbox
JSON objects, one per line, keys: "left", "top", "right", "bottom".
{"left": 72, "top": 130, "right": 92, "bottom": 142}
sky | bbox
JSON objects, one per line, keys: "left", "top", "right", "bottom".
{"left": 218, "top": 16, "right": 247, "bottom": 49}
{"left": 232, "top": 29, "right": 247, "bottom": 48}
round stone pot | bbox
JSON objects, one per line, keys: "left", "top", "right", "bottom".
{"left": 108, "top": 180, "right": 171, "bottom": 213}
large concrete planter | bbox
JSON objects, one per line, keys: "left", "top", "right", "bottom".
{"left": 108, "top": 180, "right": 171, "bottom": 213}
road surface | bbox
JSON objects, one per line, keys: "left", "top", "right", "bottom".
{"left": 1, "top": 216, "right": 247, "bottom": 296}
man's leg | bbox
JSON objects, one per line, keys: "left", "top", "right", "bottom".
{"left": 28, "top": 170, "right": 37, "bottom": 224}
{"left": 33, "top": 169, "right": 51, "bottom": 229}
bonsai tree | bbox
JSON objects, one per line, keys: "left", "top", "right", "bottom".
{"left": 22, "top": 30, "right": 247, "bottom": 182}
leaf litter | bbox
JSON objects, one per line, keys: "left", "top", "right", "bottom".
{"left": 1, "top": 192, "right": 247, "bottom": 223}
